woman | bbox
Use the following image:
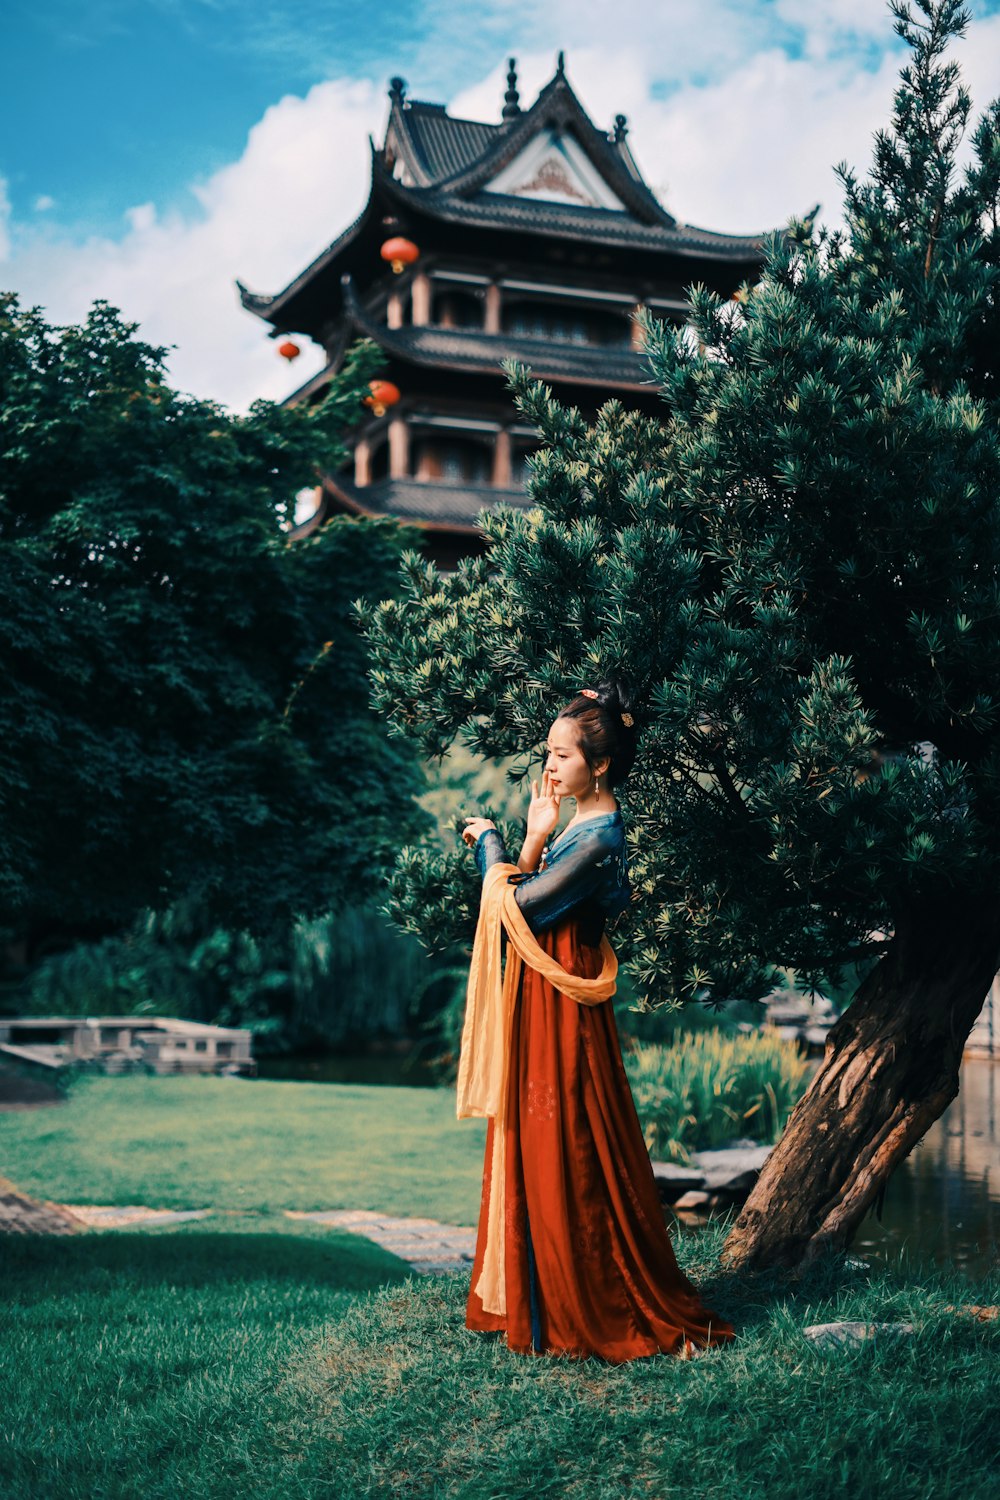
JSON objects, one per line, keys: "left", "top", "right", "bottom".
{"left": 460, "top": 681, "right": 735, "bottom": 1363}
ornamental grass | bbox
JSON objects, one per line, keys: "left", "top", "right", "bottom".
{"left": 625, "top": 1029, "right": 812, "bottom": 1163}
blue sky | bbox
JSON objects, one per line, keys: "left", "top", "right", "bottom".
{"left": 5, "top": 0, "right": 999, "bottom": 408}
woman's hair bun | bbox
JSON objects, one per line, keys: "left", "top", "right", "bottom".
{"left": 558, "top": 672, "right": 638, "bottom": 787}
{"left": 591, "top": 676, "right": 637, "bottom": 730}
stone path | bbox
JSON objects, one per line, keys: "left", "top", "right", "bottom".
{"left": 62, "top": 1205, "right": 213, "bottom": 1229}
{"left": 0, "top": 1176, "right": 80, "bottom": 1235}
{"left": 0, "top": 1181, "right": 476, "bottom": 1277}
{"left": 286, "top": 1208, "right": 477, "bottom": 1275}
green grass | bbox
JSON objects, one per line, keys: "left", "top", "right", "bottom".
{"left": 290, "top": 1226, "right": 1000, "bottom": 1500}
{"left": 0, "top": 1074, "right": 487, "bottom": 1224}
{"left": 0, "top": 1214, "right": 411, "bottom": 1499}
{"left": 1, "top": 1218, "right": 996, "bottom": 1500}
{"left": 1, "top": 1080, "right": 998, "bottom": 1498}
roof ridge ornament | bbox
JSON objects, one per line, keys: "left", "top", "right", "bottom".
{"left": 556, "top": 50, "right": 566, "bottom": 76}
{"left": 389, "top": 76, "right": 407, "bottom": 106}
{"left": 613, "top": 113, "right": 628, "bottom": 143}
{"left": 502, "top": 58, "right": 521, "bottom": 122}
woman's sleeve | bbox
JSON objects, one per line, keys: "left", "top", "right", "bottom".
{"left": 474, "top": 827, "right": 613, "bottom": 932}
{"left": 474, "top": 828, "right": 510, "bottom": 880}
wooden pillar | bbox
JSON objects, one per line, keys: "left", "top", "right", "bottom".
{"left": 354, "top": 437, "right": 371, "bottom": 487}
{"left": 411, "top": 273, "right": 431, "bottom": 327}
{"left": 630, "top": 302, "right": 646, "bottom": 351}
{"left": 493, "top": 428, "right": 512, "bottom": 488}
{"left": 387, "top": 292, "right": 403, "bottom": 330}
{"left": 485, "top": 282, "right": 502, "bottom": 334}
{"left": 389, "top": 418, "right": 410, "bottom": 478}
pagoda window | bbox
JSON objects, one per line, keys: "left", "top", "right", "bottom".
{"left": 370, "top": 438, "right": 390, "bottom": 483}
{"left": 413, "top": 435, "right": 492, "bottom": 486}
{"left": 432, "top": 289, "right": 482, "bottom": 330}
{"left": 502, "top": 300, "right": 632, "bottom": 348}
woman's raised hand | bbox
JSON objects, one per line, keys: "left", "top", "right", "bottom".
{"left": 526, "top": 769, "right": 561, "bottom": 840}
{"left": 462, "top": 816, "right": 497, "bottom": 848}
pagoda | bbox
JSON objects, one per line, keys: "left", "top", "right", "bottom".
{"left": 239, "top": 56, "right": 776, "bottom": 568}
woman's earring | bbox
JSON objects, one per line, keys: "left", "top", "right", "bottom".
{"left": 595, "top": 774, "right": 601, "bottom": 800}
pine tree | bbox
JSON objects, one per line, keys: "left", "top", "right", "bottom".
{"left": 362, "top": 0, "right": 1000, "bottom": 1269}
{"left": 0, "top": 297, "right": 427, "bottom": 956}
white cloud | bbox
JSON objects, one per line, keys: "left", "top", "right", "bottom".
{"left": 454, "top": 36, "right": 900, "bottom": 236}
{"left": 453, "top": 6, "right": 1000, "bottom": 238}
{"left": 33, "top": 194, "right": 56, "bottom": 213}
{"left": 1, "top": 77, "right": 385, "bottom": 411}
{"left": 124, "top": 202, "right": 157, "bottom": 234}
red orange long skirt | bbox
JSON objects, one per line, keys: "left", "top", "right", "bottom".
{"left": 465, "top": 914, "right": 736, "bottom": 1363}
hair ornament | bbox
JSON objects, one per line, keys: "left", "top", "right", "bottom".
{"left": 621, "top": 712, "right": 634, "bottom": 727}
{"left": 580, "top": 688, "right": 598, "bottom": 699}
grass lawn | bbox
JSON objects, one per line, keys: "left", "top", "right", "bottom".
{"left": 0, "top": 1213, "right": 410, "bottom": 1498}
{"left": 0, "top": 1074, "right": 488, "bottom": 1224}
{"left": 1, "top": 1076, "right": 998, "bottom": 1499}
{"left": 2, "top": 1218, "right": 997, "bottom": 1500}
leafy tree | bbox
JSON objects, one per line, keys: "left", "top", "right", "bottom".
{"left": 361, "top": 0, "right": 1000, "bottom": 1269}
{"left": 0, "top": 296, "right": 427, "bottom": 957}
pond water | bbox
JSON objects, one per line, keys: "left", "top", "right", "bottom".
{"left": 256, "top": 1048, "right": 440, "bottom": 1088}
{"left": 844, "top": 1056, "right": 999, "bottom": 1280}
{"left": 697, "top": 1056, "right": 999, "bottom": 1282}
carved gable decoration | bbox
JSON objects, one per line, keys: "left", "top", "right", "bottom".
{"left": 484, "top": 128, "right": 629, "bottom": 212}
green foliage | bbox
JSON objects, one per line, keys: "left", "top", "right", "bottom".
{"left": 0, "top": 296, "right": 428, "bottom": 945}
{"left": 21, "top": 894, "right": 447, "bottom": 1052}
{"left": 361, "top": 1, "right": 1000, "bottom": 1004}
{"left": 624, "top": 1030, "right": 813, "bottom": 1164}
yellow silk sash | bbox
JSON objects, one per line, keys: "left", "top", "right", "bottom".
{"left": 456, "top": 861, "right": 618, "bottom": 1315}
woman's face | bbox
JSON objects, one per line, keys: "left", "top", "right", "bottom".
{"left": 544, "top": 717, "right": 601, "bottom": 801}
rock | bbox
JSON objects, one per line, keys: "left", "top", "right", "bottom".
{"left": 672, "top": 1190, "right": 712, "bottom": 1210}
{"left": 650, "top": 1161, "right": 707, "bottom": 1203}
{"left": 764, "top": 990, "right": 837, "bottom": 1024}
{"left": 942, "top": 1303, "right": 999, "bottom": 1321}
{"left": 689, "top": 1142, "right": 773, "bottom": 1193}
{"left": 803, "top": 1321, "right": 915, "bottom": 1348}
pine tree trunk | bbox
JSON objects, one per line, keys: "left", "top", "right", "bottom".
{"left": 720, "top": 898, "right": 1000, "bottom": 1271}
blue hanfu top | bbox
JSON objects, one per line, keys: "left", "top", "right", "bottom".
{"left": 474, "top": 809, "right": 631, "bottom": 936}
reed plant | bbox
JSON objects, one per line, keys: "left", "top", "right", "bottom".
{"left": 625, "top": 1028, "right": 812, "bottom": 1162}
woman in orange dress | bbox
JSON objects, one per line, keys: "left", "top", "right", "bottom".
{"left": 461, "top": 680, "right": 735, "bottom": 1363}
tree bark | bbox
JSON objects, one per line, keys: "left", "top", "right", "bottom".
{"left": 721, "top": 897, "right": 1000, "bottom": 1271}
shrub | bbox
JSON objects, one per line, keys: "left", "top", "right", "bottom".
{"left": 624, "top": 1028, "right": 812, "bottom": 1163}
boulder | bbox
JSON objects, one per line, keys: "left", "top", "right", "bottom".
{"left": 690, "top": 1141, "right": 774, "bottom": 1194}
{"left": 672, "top": 1190, "right": 713, "bottom": 1210}
{"left": 650, "top": 1161, "right": 706, "bottom": 1203}
{"left": 651, "top": 1139, "right": 774, "bottom": 1203}
{"left": 803, "top": 1321, "right": 915, "bottom": 1348}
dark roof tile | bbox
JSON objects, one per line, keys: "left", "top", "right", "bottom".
{"left": 403, "top": 104, "right": 501, "bottom": 182}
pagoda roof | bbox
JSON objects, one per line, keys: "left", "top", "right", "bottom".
{"left": 238, "top": 57, "right": 777, "bottom": 332}
{"left": 319, "top": 474, "right": 532, "bottom": 532}
{"left": 390, "top": 102, "right": 499, "bottom": 184}
{"left": 386, "top": 63, "right": 672, "bottom": 226}
{"left": 373, "top": 166, "right": 766, "bottom": 260}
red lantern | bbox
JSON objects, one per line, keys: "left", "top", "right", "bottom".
{"left": 278, "top": 338, "right": 301, "bottom": 361}
{"left": 380, "top": 237, "right": 420, "bottom": 274}
{"left": 362, "top": 380, "right": 401, "bottom": 418}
